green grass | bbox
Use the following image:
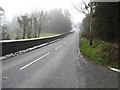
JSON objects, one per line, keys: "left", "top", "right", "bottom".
{"left": 10, "top": 33, "right": 58, "bottom": 40}
{"left": 40, "top": 33, "right": 58, "bottom": 37}
{"left": 80, "top": 35, "right": 118, "bottom": 69}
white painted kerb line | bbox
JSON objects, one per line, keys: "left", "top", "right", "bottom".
{"left": 108, "top": 67, "right": 120, "bottom": 73}
{"left": 20, "top": 53, "right": 50, "bottom": 70}
{"left": 55, "top": 45, "right": 62, "bottom": 50}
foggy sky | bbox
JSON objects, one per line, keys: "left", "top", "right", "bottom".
{"left": 0, "top": 0, "right": 86, "bottom": 24}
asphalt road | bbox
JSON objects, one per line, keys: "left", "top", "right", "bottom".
{"left": 2, "top": 30, "right": 119, "bottom": 88}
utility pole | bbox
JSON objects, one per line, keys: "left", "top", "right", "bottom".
{"left": 89, "top": 0, "right": 93, "bottom": 46}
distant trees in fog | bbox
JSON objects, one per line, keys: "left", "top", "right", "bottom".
{"left": 45, "top": 9, "right": 72, "bottom": 34}
{"left": 17, "top": 11, "right": 47, "bottom": 39}
{"left": 0, "top": 6, "right": 10, "bottom": 40}
{"left": 1, "top": 8, "right": 72, "bottom": 40}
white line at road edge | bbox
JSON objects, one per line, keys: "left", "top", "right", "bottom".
{"left": 20, "top": 53, "right": 50, "bottom": 70}
{"left": 55, "top": 45, "right": 62, "bottom": 50}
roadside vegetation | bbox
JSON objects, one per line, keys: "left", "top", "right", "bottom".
{"left": 39, "top": 33, "right": 58, "bottom": 37}
{"left": 76, "top": 2, "right": 119, "bottom": 69}
{"left": 80, "top": 34, "right": 119, "bottom": 69}
{"left": 10, "top": 33, "right": 57, "bottom": 40}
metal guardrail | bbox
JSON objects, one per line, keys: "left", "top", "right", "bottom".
{"left": 0, "top": 31, "right": 73, "bottom": 56}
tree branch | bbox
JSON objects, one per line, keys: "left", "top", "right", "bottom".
{"left": 73, "top": 4, "right": 88, "bottom": 17}
{"left": 82, "top": 0, "right": 90, "bottom": 14}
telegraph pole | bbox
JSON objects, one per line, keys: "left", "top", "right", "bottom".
{"left": 89, "top": 0, "right": 93, "bottom": 46}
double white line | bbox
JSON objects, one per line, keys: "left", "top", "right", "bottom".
{"left": 20, "top": 53, "right": 50, "bottom": 70}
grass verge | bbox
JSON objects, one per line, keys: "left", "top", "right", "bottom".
{"left": 80, "top": 34, "right": 118, "bottom": 69}
{"left": 40, "top": 33, "right": 58, "bottom": 37}
{"left": 10, "top": 33, "right": 58, "bottom": 40}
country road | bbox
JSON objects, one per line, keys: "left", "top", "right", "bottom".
{"left": 2, "top": 30, "right": 119, "bottom": 88}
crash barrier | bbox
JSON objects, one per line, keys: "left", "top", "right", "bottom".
{"left": 0, "top": 31, "right": 73, "bottom": 56}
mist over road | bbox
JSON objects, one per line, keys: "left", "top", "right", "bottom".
{"left": 2, "top": 30, "right": 118, "bottom": 88}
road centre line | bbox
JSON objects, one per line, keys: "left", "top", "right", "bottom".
{"left": 64, "top": 41, "right": 68, "bottom": 44}
{"left": 55, "top": 45, "right": 62, "bottom": 50}
{"left": 20, "top": 53, "right": 50, "bottom": 70}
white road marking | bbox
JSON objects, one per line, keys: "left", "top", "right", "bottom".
{"left": 108, "top": 67, "right": 120, "bottom": 73}
{"left": 20, "top": 53, "right": 50, "bottom": 70}
{"left": 55, "top": 45, "right": 62, "bottom": 50}
{"left": 64, "top": 41, "right": 68, "bottom": 44}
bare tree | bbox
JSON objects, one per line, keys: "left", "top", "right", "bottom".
{"left": 37, "top": 11, "right": 47, "bottom": 37}
{"left": 17, "top": 15, "right": 29, "bottom": 39}
{"left": 31, "top": 11, "right": 47, "bottom": 37}
{"left": 0, "top": 7, "right": 10, "bottom": 40}
{"left": 73, "top": 0, "right": 90, "bottom": 17}
{"left": 31, "top": 12, "right": 38, "bottom": 38}
{"left": 0, "top": 6, "right": 5, "bottom": 26}
{"left": 73, "top": 0, "right": 93, "bottom": 46}
{"left": 17, "top": 11, "right": 47, "bottom": 39}
{"left": 27, "top": 18, "right": 32, "bottom": 38}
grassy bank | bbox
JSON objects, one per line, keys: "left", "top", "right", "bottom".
{"left": 10, "top": 33, "right": 57, "bottom": 40}
{"left": 40, "top": 33, "right": 58, "bottom": 37}
{"left": 80, "top": 34, "right": 119, "bottom": 69}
